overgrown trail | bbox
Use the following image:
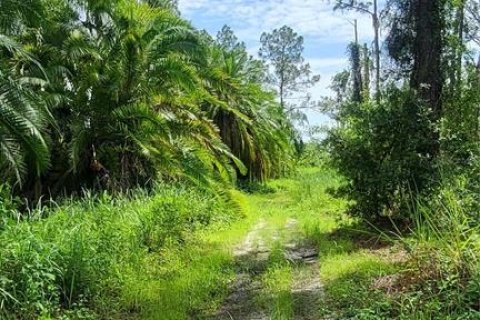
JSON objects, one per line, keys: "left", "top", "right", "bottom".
{"left": 203, "top": 168, "right": 402, "bottom": 320}
{"left": 126, "top": 168, "right": 402, "bottom": 320}
{"left": 209, "top": 176, "right": 329, "bottom": 320}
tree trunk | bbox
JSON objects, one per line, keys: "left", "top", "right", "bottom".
{"left": 411, "top": 0, "right": 444, "bottom": 156}
{"left": 449, "top": 1, "right": 465, "bottom": 94}
{"left": 350, "top": 43, "right": 363, "bottom": 103}
{"left": 279, "top": 68, "right": 285, "bottom": 110}
{"left": 477, "top": 54, "right": 480, "bottom": 139}
{"left": 373, "top": 0, "right": 381, "bottom": 102}
{"left": 456, "top": 0, "right": 465, "bottom": 92}
{"left": 362, "top": 43, "right": 370, "bottom": 101}
{"left": 351, "top": 20, "right": 363, "bottom": 103}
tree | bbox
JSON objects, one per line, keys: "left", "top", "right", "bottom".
{"left": 334, "top": 0, "right": 381, "bottom": 101}
{"left": 316, "top": 70, "right": 350, "bottom": 121}
{"left": 327, "top": 0, "right": 449, "bottom": 225}
{"left": 410, "top": 0, "right": 444, "bottom": 158}
{"left": 326, "top": 86, "right": 437, "bottom": 225}
{"left": 385, "top": 0, "right": 445, "bottom": 157}
{"left": 466, "top": 0, "right": 480, "bottom": 46}
{"left": 216, "top": 25, "right": 246, "bottom": 53}
{"left": 0, "top": 0, "right": 50, "bottom": 185}
{"left": 199, "top": 29, "right": 293, "bottom": 181}
{"left": 258, "top": 25, "right": 319, "bottom": 114}
{"left": 349, "top": 42, "right": 363, "bottom": 102}
{"left": 362, "top": 43, "right": 371, "bottom": 101}
{"left": 0, "top": 45, "right": 50, "bottom": 184}
{"left": 58, "top": 1, "right": 248, "bottom": 190}
{"left": 411, "top": 0, "right": 444, "bottom": 113}
{"left": 331, "top": 70, "right": 351, "bottom": 105}
{"left": 0, "top": 0, "right": 297, "bottom": 201}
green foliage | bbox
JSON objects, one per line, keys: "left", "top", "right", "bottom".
{"left": 259, "top": 25, "right": 320, "bottom": 114}
{"left": 0, "top": 36, "right": 50, "bottom": 183}
{"left": 400, "top": 185, "right": 480, "bottom": 318}
{"left": 322, "top": 1, "right": 480, "bottom": 318}
{"left": 330, "top": 70, "right": 350, "bottom": 105}
{"left": 0, "top": 183, "right": 240, "bottom": 319}
{"left": 202, "top": 38, "right": 294, "bottom": 182}
{"left": 298, "top": 141, "right": 329, "bottom": 167}
{"left": 0, "top": 184, "right": 20, "bottom": 221}
{"left": 327, "top": 88, "right": 438, "bottom": 224}
{"left": 0, "top": 1, "right": 295, "bottom": 199}
{"left": 345, "top": 181, "right": 480, "bottom": 320}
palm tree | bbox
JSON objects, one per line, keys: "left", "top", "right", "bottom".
{"left": 60, "top": 1, "right": 244, "bottom": 190}
{"left": 200, "top": 44, "right": 293, "bottom": 181}
{"left": 0, "top": 0, "right": 294, "bottom": 196}
{"left": 0, "top": 28, "right": 50, "bottom": 185}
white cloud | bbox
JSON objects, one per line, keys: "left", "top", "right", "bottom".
{"left": 308, "top": 57, "right": 348, "bottom": 71}
{"left": 178, "top": 0, "right": 382, "bottom": 126}
{"left": 179, "top": 0, "right": 375, "bottom": 44}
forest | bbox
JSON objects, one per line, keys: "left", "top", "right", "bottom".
{"left": 1, "top": 0, "right": 480, "bottom": 319}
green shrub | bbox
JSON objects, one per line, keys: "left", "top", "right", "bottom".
{"left": 326, "top": 88, "right": 438, "bottom": 225}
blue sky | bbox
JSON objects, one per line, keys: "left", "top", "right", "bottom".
{"left": 178, "top": 0, "right": 379, "bottom": 126}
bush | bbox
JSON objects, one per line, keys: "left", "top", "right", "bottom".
{"left": 326, "top": 87, "right": 438, "bottom": 225}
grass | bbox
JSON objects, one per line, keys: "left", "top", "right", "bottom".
{"left": 7, "top": 166, "right": 474, "bottom": 319}
{"left": 120, "top": 191, "right": 257, "bottom": 320}
{"left": 261, "top": 264, "right": 294, "bottom": 319}
{"left": 273, "top": 167, "right": 406, "bottom": 319}
{"left": 0, "top": 184, "right": 249, "bottom": 319}
{"left": 222, "top": 166, "right": 407, "bottom": 320}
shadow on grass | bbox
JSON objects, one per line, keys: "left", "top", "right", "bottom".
{"left": 291, "top": 288, "right": 324, "bottom": 320}
{"left": 320, "top": 259, "right": 402, "bottom": 319}
{"left": 299, "top": 217, "right": 408, "bottom": 319}
{"left": 304, "top": 220, "right": 395, "bottom": 258}
{"left": 119, "top": 238, "right": 237, "bottom": 320}
{"left": 234, "top": 251, "right": 272, "bottom": 276}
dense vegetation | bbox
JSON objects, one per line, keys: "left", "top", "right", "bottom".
{"left": 323, "top": 0, "right": 480, "bottom": 317}
{"left": 0, "top": 0, "right": 311, "bottom": 318}
{"left": 327, "top": 0, "right": 480, "bottom": 224}
{"left": 3, "top": 0, "right": 480, "bottom": 318}
{"left": 0, "top": 0, "right": 296, "bottom": 199}
{"left": 0, "top": 184, "right": 244, "bottom": 319}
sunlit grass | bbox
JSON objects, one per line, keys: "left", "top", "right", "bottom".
{"left": 0, "top": 166, "right": 412, "bottom": 319}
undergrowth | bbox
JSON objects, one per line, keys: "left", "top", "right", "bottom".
{"left": 0, "top": 183, "right": 245, "bottom": 319}
{"left": 2, "top": 166, "right": 479, "bottom": 319}
{"left": 296, "top": 167, "right": 480, "bottom": 319}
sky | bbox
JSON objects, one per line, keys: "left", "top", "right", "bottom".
{"left": 177, "top": 0, "right": 380, "bottom": 127}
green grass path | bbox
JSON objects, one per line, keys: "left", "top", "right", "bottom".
{"left": 128, "top": 168, "right": 403, "bottom": 320}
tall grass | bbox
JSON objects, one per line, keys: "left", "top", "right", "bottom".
{"left": 0, "top": 183, "right": 242, "bottom": 319}
{"left": 399, "top": 184, "right": 480, "bottom": 318}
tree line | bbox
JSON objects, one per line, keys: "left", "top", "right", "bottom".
{"left": 0, "top": 0, "right": 316, "bottom": 202}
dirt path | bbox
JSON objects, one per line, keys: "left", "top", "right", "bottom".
{"left": 210, "top": 217, "right": 324, "bottom": 320}
{"left": 213, "top": 219, "right": 270, "bottom": 320}
{"left": 284, "top": 219, "right": 324, "bottom": 320}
